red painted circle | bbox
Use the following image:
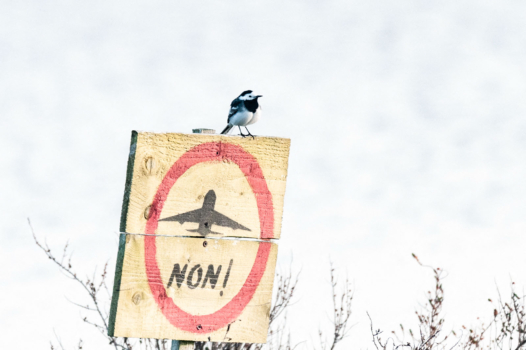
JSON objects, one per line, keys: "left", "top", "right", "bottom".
{"left": 145, "top": 142, "right": 274, "bottom": 333}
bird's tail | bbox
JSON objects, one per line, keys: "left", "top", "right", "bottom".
{"left": 221, "top": 125, "right": 233, "bottom": 135}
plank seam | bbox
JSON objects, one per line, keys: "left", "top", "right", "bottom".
{"left": 115, "top": 231, "right": 279, "bottom": 243}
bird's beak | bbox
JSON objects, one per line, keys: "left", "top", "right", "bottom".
{"left": 256, "top": 95, "right": 263, "bottom": 98}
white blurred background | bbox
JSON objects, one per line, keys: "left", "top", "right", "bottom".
{"left": 1, "top": 1, "right": 526, "bottom": 348}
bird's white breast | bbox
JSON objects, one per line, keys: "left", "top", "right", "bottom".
{"left": 229, "top": 109, "right": 253, "bottom": 126}
{"left": 247, "top": 107, "right": 261, "bottom": 125}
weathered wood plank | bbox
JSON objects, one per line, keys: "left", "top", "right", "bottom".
{"left": 123, "top": 132, "right": 290, "bottom": 239}
{"left": 112, "top": 234, "right": 278, "bottom": 343}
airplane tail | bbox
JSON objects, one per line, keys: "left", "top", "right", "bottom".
{"left": 221, "top": 125, "right": 233, "bottom": 135}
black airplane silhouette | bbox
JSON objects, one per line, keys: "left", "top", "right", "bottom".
{"left": 159, "top": 190, "right": 251, "bottom": 236}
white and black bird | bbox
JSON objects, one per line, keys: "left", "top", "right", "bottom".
{"left": 220, "top": 90, "right": 262, "bottom": 138}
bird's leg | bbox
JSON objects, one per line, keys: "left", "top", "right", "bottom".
{"left": 238, "top": 126, "right": 247, "bottom": 137}
{"left": 244, "top": 127, "right": 255, "bottom": 139}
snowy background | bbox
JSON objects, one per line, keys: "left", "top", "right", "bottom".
{"left": 1, "top": 0, "right": 526, "bottom": 348}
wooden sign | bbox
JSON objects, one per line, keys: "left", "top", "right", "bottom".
{"left": 108, "top": 132, "right": 290, "bottom": 343}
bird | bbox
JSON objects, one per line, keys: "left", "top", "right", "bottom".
{"left": 220, "top": 90, "right": 262, "bottom": 138}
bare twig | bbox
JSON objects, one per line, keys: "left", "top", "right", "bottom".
{"left": 34, "top": 220, "right": 526, "bottom": 350}
{"left": 29, "top": 219, "right": 124, "bottom": 350}
{"left": 196, "top": 267, "right": 300, "bottom": 350}
{"left": 318, "top": 262, "right": 354, "bottom": 350}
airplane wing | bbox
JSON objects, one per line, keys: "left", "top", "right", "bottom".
{"left": 159, "top": 209, "right": 202, "bottom": 224}
{"left": 209, "top": 210, "right": 251, "bottom": 231}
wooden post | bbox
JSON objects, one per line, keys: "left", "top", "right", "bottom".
{"left": 171, "top": 340, "right": 195, "bottom": 350}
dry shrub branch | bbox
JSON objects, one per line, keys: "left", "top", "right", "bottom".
{"left": 318, "top": 262, "right": 354, "bottom": 350}
{"left": 30, "top": 219, "right": 300, "bottom": 350}
{"left": 31, "top": 219, "right": 526, "bottom": 350}
{"left": 369, "top": 254, "right": 526, "bottom": 350}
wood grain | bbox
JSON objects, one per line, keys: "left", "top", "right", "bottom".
{"left": 112, "top": 234, "right": 278, "bottom": 343}
{"left": 109, "top": 131, "right": 290, "bottom": 343}
{"left": 124, "top": 132, "right": 290, "bottom": 239}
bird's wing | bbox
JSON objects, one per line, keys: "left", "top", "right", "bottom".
{"left": 227, "top": 98, "right": 243, "bottom": 123}
{"left": 209, "top": 210, "right": 251, "bottom": 231}
{"left": 159, "top": 209, "right": 201, "bottom": 224}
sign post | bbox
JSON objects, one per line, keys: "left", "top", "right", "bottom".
{"left": 109, "top": 131, "right": 290, "bottom": 345}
